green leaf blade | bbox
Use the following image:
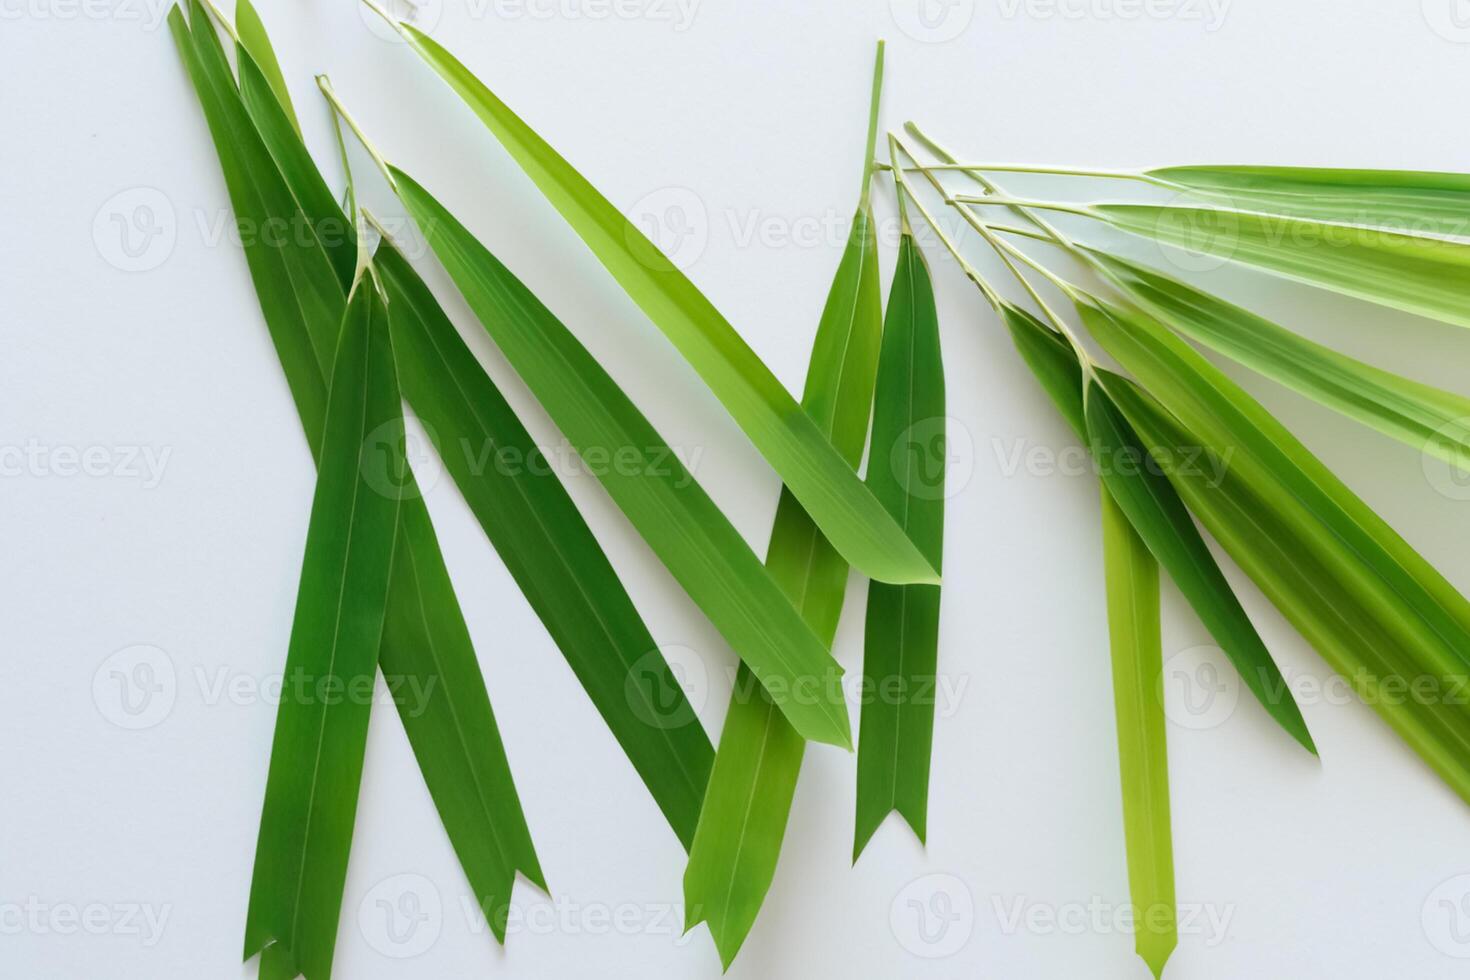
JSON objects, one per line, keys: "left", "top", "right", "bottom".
{"left": 388, "top": 23, "right": 937, "bottom": 586}
{"left": 855, "top": 234, "right": 946, "bottom": 857}
{"left": 244, "top": 284, "right": 404, "bottom": 980}
{"left": 1083, "top": 248, "right": 1470, "bottom": 471}
{"left": 1094, "top": 202, "right": 1470, "bottom": 329}
{"left": 1149, "top": 165, "right": 1470, "bottom": 238}
{"left": 235, "top": 0, "right": 300, "bottom": 135}
{"left": 393, "top": 168, "right": 852, "bottom": 748}
{"left": 1099, "top": 488, "right": 1176, "bottom": 980}
{"left": 374, "top": 241, "right": 715, "bottom": 848}
{"left": 1087, "top": 379, "right": 1315, "bottom": 753}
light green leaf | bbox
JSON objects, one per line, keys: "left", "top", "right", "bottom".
{"left": 374, "top": 240, "right": 714, "bottom": 848}
{"left": 235, "top": 0, "right": 299, "bottom": 135}
{"left": 1083, "top": 248, "right": 1470, "bottom": 472}
{"left": 1005, "top": 303, "right": 1311, "bottom": 751}
{"left": 1099, "top": 486, "right": 1175, "bottom": 980}
{"left": 855, "top": 232, "right": 945, "bottom": 858}
{"left": 1088, "top": 202, "right": 1470, "bottom": 329}
{"left": 685, "top": 44, "right": 889, "bottom": 961}
{"left": 1077, "top": 295, "right": 1470, "bottom": 804}
{"left": 393, "top": 168, "right": 853, "bottom": 748}
{"left": 378, "top": 17, "right": 938, "bottom": 586}
{"left": 1085, "top": 376, "right": 1314, "bottom": 754}
{"left": 1149, "top": 165, "right": 1470, "bottom": 238}
{"left": 244, "top": 282, "right": 403, "bottom": 980}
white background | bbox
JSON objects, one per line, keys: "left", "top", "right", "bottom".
{"left": 7, "top": 0, "right": 1470, "bottom": 977}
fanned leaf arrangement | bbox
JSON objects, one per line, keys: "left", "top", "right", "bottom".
{"left": 161, "top": 7, "right": 1470, "bottom": 976}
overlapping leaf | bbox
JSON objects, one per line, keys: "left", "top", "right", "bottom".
{"left": 372, "top": 12, "right": 938, "bottom": 586}
{"left": 1077, "top": 295, "right": 1470, "bottom": 803}
{"left": 391, "top": 168, "right": 853, "bottom": 748}
{"left": 1151, "top": 165, "right": 1470, "bottom": 238}
{"left": 1083, "top": 248, "right": 1470, "bottom": 470}
{"left": 170, "top": 5, "right": 542, "bottom": 960}
{"left": 854, "top": 231, "right": 946, "bottom": 857}
{"left": 244, "top": 282, "right": 402, "bottom": 980}
{"left": 375, "top": 240, "right": 714, "bottom": 847}
{"left": 1082, "top": 201, "right": 1470, "bottom": 328}
{"left": 685, "top": 46, "right": 887, "bottom": 962}
{"left": 1099, "top": 485, "right": 1175, "bottom": 980}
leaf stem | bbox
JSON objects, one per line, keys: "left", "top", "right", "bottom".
{"left": 886, "top": 138, "right": 1000, "bottom": 308}
{"left": 859, "top": 40, "right": 886, "bottom": 205}
{"left": 359, "top": 0, "right": 408, "bottom": 37}
{"left": 198, "top": 0, "right": 241, "bottom": 44}
{"left": 316, "top": 75, "right": 399, "bottom": 191}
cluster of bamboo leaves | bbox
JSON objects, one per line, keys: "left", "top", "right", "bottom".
{"left": 168, "top": 3, "right": 1470, "bottom": 976}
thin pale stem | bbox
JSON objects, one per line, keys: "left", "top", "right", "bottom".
{"left": 886, "top": 135, "right": 913, "bottom": 238}
{"left": 891, "top": 162, "right": 1160, "bottom": 183}
{"left": 316, "top": 75, "right": 398, "bottom": 191}
{"left": 199, "top": 0, "right": 241, "bottom": 43}
{"left": 359, "top": 0, "right": 407, "bottom": 35}
{"left": 859, "top": 41, "right": 886, "bottom": 203}
{"left": 954, "top": 195, "right": 1093, "bottom": 218}
{"left": 886, "top": 141, "right": 1001, "bottom": 309}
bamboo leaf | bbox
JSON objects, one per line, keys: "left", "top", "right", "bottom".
{"left": 1083, "top": 248, "right": 1470, "bottom": 472}
{"left": 170, "top": 5, "right": 542, "bottom": 955}
{"left": 854, "top": 231, "right": 945, "bottom": 858}
{"left": 1004, "top": 303, "right": 1311, "bottom": 750}
{"left": 1085, "top": 377, "right": 1315, "bottom": 754}
{"left": 235, "top": 0, "right": 299, "bottom": 136}
{"left": 374, "top": 14, "right": 938, "bottom": 586}
{"left": 225, "top": 12, "right": 716, "bottom": 847}
{"left": 1088, "top": 202, "right": 1470, "bottom": 329}
{"left": 373, "top": 240, "right": 715, "bottom": 848}
{"left": 684, "top": 46, "right": 888, "bottom": 962}
{"left": 1099, "top": 486, "right": 1176, "bottom": 980}
{"left": 1077, "top": 295, "right": 1470, "bottom": 803}
{"left": 1149, "top": 165, "right": 1470, "bottom": 238}
{"left": 244, "top": 282, "right": 403, "bottom": 980}
{"left": 236, "top": 46, "right": 357, "bottom": 288}
{"left": 391, "top": 168, "right": 853, "bottom": 748}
